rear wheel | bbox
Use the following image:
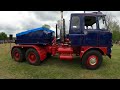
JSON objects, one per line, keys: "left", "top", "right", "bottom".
{"left": 81, "top": 50, "right": 103, "bottom": 70}
{"left": 12, "top": 48, "right": 25, "bottom": 62}
{"left": 26, "top": 48, "right": 41, "bottom": 65}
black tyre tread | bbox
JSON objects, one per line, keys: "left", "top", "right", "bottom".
{"left": 81, "top": 50, "right": 103, "bottom": 70}
{"left": 12, "top": 48, "right": 25, "bottom": 62}
{"left": 26, "top": 48, "right": 41, "bottom": 66}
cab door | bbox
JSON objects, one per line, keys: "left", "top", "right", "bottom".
{"left": 69, "top": 15, "right": 81, "bottom": 34}
{"left": 69, "top": 15, "right": 83, "bottom": 46}
{"left": 81, "top": 15, "right": 99, "bottom": 46}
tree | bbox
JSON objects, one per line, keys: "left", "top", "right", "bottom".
{"left": 0, "top": 32, "right": 7, "bottom": 40}
{"left": 104, "top": 12, "right": 120, "bottom": 43}
{"left": 42, "top": 24, "right": 51, "bottom": 29}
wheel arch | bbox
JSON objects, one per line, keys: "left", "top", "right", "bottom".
{"left": 80, "top": 46, "right": 107, "bottom": 58}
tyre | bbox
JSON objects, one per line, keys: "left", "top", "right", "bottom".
{"left": 26, "top": 48, "right": 41, "bottom": 65}
{"left": 81, "top": 50, "right": 103, "bottom": 70}
{"left": 11, "top": 48, "right": 25, "bottom": 62}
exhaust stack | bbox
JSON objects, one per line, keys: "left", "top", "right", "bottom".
{"left": 60, "top": 11, "right": 65, "bottom": 43}
{"left": 56, "top": 24, "right": 58, "bottom": 39}
{"left": 60, "top": 11, "right": 64, "bottom": 42}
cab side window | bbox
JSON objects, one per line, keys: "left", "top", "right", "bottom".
{"left": 71, "top": 16, "right": 80, "bottom": 29}
{"left": 84, "top": 16, "right": 97, "bottom": 29}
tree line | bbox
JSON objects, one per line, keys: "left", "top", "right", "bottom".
{"left": 0, "top": 32, "right": 7, "bottom": 40}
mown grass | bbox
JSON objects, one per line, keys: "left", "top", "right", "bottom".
{"left": 0, "top": 43, "right": 120, "bottom": 79}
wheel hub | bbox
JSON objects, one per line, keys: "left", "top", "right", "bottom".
{"left": 28, "top": 53, "right": 36, "bottom": 63}
{"left": 89, "top": 57, "right": 97, "bottom": 65}
{"left": 88, "top": 55, "right": 98, "bottom": 66}
{"left": 14, "top": 51, "right": 20, "bottom": 60}
{"left": 30, "top": 55, "right": 35, "bottom": 60}
{"left": 16, "top": 53, "right": 19, "bottom": 57}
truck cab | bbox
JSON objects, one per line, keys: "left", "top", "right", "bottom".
{"left": 68, "top": 12, "right": 112, "bottom": 58}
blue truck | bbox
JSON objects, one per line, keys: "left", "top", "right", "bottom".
{"left": 11, "top": 11, "right": 112, "bottom": 70}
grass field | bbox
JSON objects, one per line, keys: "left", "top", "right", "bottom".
{"left": 0, "top": 43, "right": 120, "bottom": 79}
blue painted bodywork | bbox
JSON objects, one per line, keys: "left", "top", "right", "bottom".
{"left": 69, "top": 30, "right": 112, "bottom": 47}
{"left": 68, "top": 13, "right": 112, "bottom": 56}
{"left": 16, "top": 27, "right": 55, "bottom": 45}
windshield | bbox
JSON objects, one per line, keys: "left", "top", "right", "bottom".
{"left": 98, "top": 16, "right": 108, "bottom": 30}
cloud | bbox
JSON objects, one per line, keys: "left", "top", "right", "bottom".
{"left": 0, "top": 11, "right": 119, "bottom": 37}
{"left": 32, "top": 11, "right": 60, "bottom": 22}
{"left": 0, "top": 11, "right": 60, "bottom": 37}
{"left": 0, "top": 24, "right": 19, "bottom": 36}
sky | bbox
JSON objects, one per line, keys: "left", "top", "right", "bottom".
{"left": 0, "top": 11, "right": 120, "bottom": 37}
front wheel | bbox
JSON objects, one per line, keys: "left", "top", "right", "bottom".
{"left": 81, "top": 50, "right": 103, "bottom": 70}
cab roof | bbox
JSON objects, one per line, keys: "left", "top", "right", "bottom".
{"left": 71, "top": 12, "right": 106, "bottom": 16}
